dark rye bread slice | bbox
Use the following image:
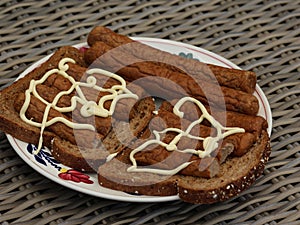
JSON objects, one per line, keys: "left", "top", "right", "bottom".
{"left": 97, "top": 130, "right": 270, "bottom": 204}
{"left": 0, "top": 45, "right": 155, "bottom": 172}
{"left": 177, "top": 130, "right": 271, "bottom": 204}
{"left": 0, "top": 46, "right": 86, "bottom": 147}
{"left": 51, "top": 96, "right": 155, "bottom": 172}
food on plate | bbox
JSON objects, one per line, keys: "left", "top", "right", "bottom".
{"left": 0, "top": 46, "right": 155, "bottom": 172}
{"left": 0, "top": 26, "right": 271, "bottom": 204}
{"left": 97, "top": 96, "right": 270, "bottom": 204}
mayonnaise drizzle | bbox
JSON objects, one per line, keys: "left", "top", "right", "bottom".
{"left": 20, "top": 58, "right": 138, "bottom": 154}
{"left": 127, "top": 96, "right": 245, "bottom": 175}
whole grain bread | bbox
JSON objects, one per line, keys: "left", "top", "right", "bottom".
{"left": 0, "top": 46, "right": 155, "bottom": 172}
{"left": 97, "top": 130, "right": 270, "bottom": 204}
{"left": 0, "top": 46, "right": 86, "bottom": 147}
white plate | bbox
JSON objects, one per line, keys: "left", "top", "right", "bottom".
{"left": 6, "top": 38, "right": 272, "bottom": 203}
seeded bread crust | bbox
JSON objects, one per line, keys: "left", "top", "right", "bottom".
{"left": 0, "top": 46, "right": 86, "bottom": 148}
{"left": 97, "top": 130, "right": 270, "bottom": 204}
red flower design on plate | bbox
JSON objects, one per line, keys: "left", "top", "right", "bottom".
{"left": 58, "top": 168, "right": 93, "bottom": 184}
{"left": 79, "top": 46, "right": 88, "bottom": 52}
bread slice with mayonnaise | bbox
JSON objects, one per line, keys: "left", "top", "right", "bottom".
{"left": 0, "top": 46, "right": 155, "bottom": 172}
{"left": 97, "top": 104, "right": 270, "bottom": 204}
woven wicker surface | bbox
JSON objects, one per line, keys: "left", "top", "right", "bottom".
{"left": 0, "top": 0, "right": 299, "bottom": 224}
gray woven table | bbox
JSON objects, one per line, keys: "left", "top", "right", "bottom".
{"left": 1, "top": 0, "right": 300, "bottom": 224}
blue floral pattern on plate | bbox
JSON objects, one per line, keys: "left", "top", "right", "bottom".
{"left": 178, "top": 52, "right": 200, "bottom": 61}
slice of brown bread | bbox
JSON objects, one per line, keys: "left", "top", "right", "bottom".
{"left": 0, "top": 46, "right": 155, "bottom": 173}
{"left": 97, "top": 130, "right": 270, "bottom": 204}
{"left": 177, "top": 130, "right": 270, "bottom": 204}
{"left": 0, "top": 46, "right": 86, "bottom": 148}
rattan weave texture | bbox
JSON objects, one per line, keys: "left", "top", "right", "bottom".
{"left": 0, "top": 0, "right": 300, "bottom": 224}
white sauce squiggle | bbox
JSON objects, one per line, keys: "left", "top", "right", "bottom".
{"left": 20, "top": 58, "right": 138, "bottom": 154}
{"left": 127, "top": 96, "right": 245, "bottom": 176}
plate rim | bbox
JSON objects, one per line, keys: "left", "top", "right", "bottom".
{"left": 6, "top": 37, "right": 272, "bottom": 203}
